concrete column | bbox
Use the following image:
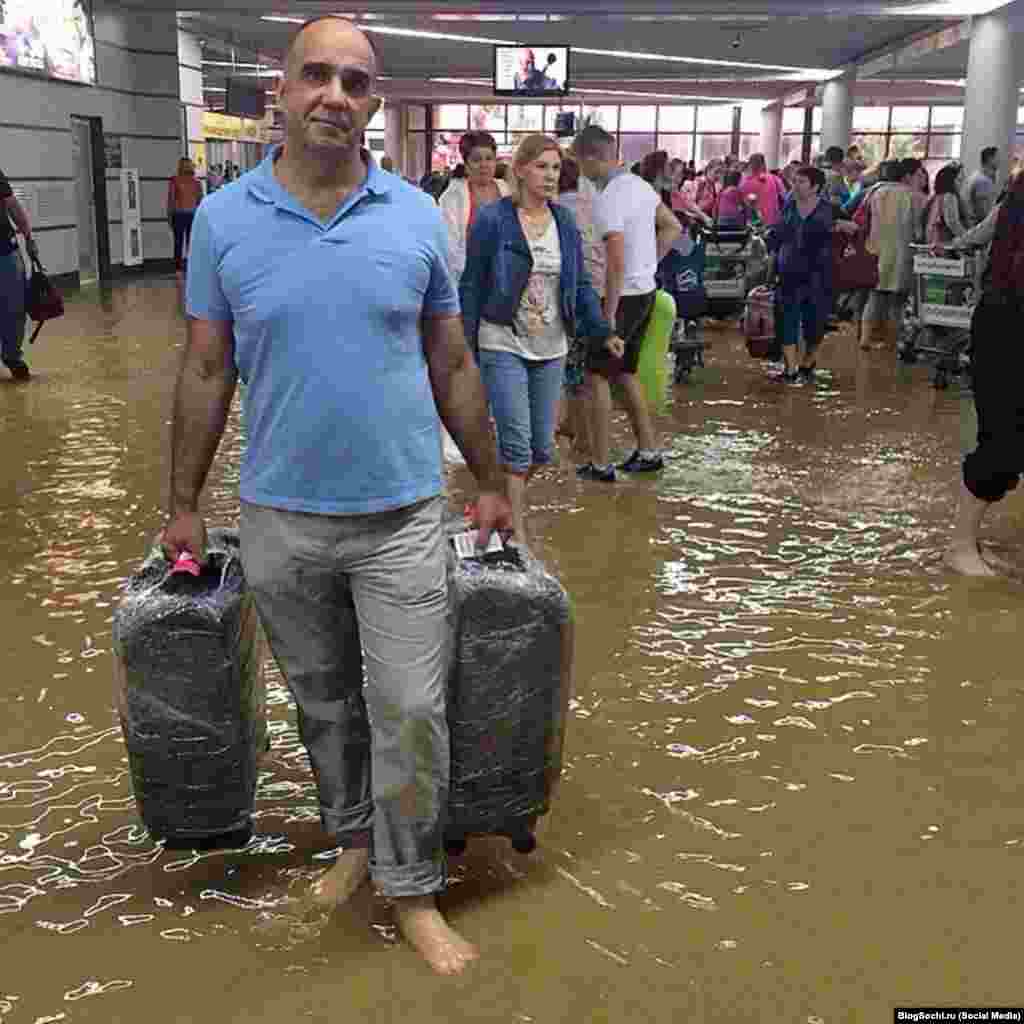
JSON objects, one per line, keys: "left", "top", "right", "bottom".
{"left": 961, "top": 9, "right": 1020, "bottom": 188}
{"left": 385, "top": 102, "right": 406, "bottom": 173}
{"left": 759, "top": 105, "right": 782, "bottom": 168}
{"left": 820, "top": 75, "right": 853, "bottom": 156}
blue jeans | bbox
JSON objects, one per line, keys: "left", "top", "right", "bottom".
{"left": 478, "top": 348, "right": 566, "bottom": 475}
{"left": 0, "top": 247, "right": 26, "bottom": 366}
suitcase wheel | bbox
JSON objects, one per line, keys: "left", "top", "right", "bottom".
{"left": 510, "top": 832, "right": 537, "bottom": 855}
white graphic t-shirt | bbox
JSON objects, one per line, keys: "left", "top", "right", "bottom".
{"left": 479, "top": 216, "right": 568, "bottom": 361}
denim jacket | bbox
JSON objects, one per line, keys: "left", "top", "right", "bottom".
{"left": 459, "top": 197, "right": 612, "bottom": 351}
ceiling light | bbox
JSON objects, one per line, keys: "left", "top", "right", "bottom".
{"left": 362, "top": 25, "right": 512, "bottom": 45}
{"left": 895, "top": 1, "right": 1011, "bottom": 13}
{"left": 574, "top": 46, "right": 836, "bottom": 79}
{"left": 260, "top": 15, "right": 303, "bottom": 24}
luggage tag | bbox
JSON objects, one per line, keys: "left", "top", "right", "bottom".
{"left": 170, "top": 552, "right": 202, "bottom": 577}
{"left": 449, "top": 530, "right": 523, "bottom": 569}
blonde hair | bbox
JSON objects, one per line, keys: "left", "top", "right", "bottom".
{"left": 509, "top": 133, "right": 562, "bottom": 204}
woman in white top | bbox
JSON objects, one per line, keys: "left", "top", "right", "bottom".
{"left": 438, "top": 131, "right": 511, "bottom": 283}
{"left": 460, "top": 134, "right": 616, "bottom": 540}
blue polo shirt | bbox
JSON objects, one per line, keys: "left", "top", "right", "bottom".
{"left": 185, "top": 148, "right": 459, "bottom": 515}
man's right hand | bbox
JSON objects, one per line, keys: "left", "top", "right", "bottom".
{"left": 160, "top": 510, "right": 208, "bottom": 566}
{"left": 604, "top": 335, "right": 625, "bottom": 359}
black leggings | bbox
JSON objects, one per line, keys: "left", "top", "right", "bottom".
{"left": 172, "top": 210, "right": 195, "bottom": 268}
{"left": 963, "top": 297, "right": 1024, "bottom": 503}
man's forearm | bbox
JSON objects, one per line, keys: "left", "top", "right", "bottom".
{"left": 605, "top": 267, "right": 624, "bottom": 320}
{"left": 431, "top": 350, "right": 503, "bottom": 491}
{"left": 169, "top": 356, "right": 237, "bottom": 514}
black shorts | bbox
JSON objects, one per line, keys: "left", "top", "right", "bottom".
{"left": 586, "top": 290, "right": 657, "bottom": 379}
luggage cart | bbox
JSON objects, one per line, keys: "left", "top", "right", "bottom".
{"left": 899, "top": 245, "right": 976, "bottom": 389}
{"left": 703, "top": 227, "right": 769, "bottom": 322}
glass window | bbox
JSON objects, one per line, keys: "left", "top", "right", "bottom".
{"left": 930, "top": 106, "right": 963, "bottom": 131}
{"left": 853, "top": 106, "right": 889, "bottom": 133}
{"left": 544, "top": 104, "right": 581, "bottom": 132}
{"left": 782, "top": 107, "right": 806, "bottom": 133}
{"left": 506, "top": 105, "right": 544, "bottom": 133}
{"left": 581, "top": 105, "right": 618, "bottom": 132}
{"left": 620, "top": 133, "right": 657, "bottom": 167}
{"left": 620, "top": 106, "right": 656, "bottom": 132}
{"left": 739, "top": 103, "right": 765, "bottom": 134}
{"left": 470, "top": 104, "right": 506, "bottom": 132}
{"left": 781, "top": 134, "right": 808, "bottom": 165}
{"left": 437, "top": 104, "right": 468, "bottom": 130}
{"left": 658, "top": 106, "right": 694, "bottom": 132}
{"left": 697, "top": 133, "right": 732, "bottom": 165}
{"left": 887, "top": 134, "right": 927, "bottom": 160}
{"left": 697, "top": 105, "right": 734, "bottom": 132}
{"left": 408, "top": 105, "right": 426, "bottom": 131}
{"left": 658, "top": 133, "right": 693, "bottom": 163}
{"left": 812, "top": 107, "right": 823, "bottom": 132}
{"left": 927, "top": 134, "right": 961, "bottom": 161}
{"left": 850, "top": 134, "right": 886, "bottom": 167}
{"left": 890, "top": 106, "right": 929, "bottom": 133}
{"left": 738, "top": 135, "right": 761, "bottom": 162}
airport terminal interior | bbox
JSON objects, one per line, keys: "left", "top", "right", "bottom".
{"left": 3, "top": 0, "right": 1024, "bottom": 1020}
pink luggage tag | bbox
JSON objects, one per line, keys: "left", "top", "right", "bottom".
{"left": 170, "top": 552, "right": 202, "bottom": 577}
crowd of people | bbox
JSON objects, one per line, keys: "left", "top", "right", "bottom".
{"left": 3, "top": 12, "right": 1024, "bottom": 985}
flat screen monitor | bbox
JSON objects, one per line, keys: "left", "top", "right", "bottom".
{"left": 0, "top": 0, "right": 96, "bottom": 85}
{"left": 226, "top": 78, "right": 267, "bottom": 119}
{"left": 494, "top": 45, "right": 569, "bottom": 97}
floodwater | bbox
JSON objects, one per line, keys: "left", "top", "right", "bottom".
{"left": 1, "top": 279, "right": 1021, "bottom": 1023}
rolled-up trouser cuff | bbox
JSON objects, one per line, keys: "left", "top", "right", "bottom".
{"left": 322, "top": 798, "right": 374, "bottom": 837}
{"left": 371, "top": 856, "right": 447, "bottom": 898}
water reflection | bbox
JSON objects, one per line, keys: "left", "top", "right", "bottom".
{"left": 0, "top": 292, "right": 1018, "bottom": 1019}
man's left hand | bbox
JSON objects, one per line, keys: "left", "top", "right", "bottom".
{"left": 475, "top": 489, "right": 514, "bottom": 550}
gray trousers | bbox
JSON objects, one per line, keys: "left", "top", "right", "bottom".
{"left": 0, "top": 248, "right": 26, "bottom": 366}
{"left": 239, "top": 495, "right": 450, "bottom": 898}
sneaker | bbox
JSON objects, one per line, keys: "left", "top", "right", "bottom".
{"left": 781, "top": 369, "right": 803, "bottom": 386}
{"left": 797, "top": 364, "right": 816, "bottom": 382}
{"left": 576, "top": 462, "right": 616, "bottom": 483}
{"left": 5, "top": 361, "right": 30, "bottom": 381}
{"left": 618, "top": 450, "right": 665, "bottom": 473}
{"left": 684, "top": 320, "right": 699, "bottom": 340}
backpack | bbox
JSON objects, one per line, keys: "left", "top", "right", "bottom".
{"left": 25, "top": 252, "right": 65, "bottom": 344}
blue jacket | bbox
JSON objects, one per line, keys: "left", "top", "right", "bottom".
{"left": 766, "top": 196, "right": 834, "bottom": 293}
{"left": 459, "top": 197, "right": 613, "bottom": 350}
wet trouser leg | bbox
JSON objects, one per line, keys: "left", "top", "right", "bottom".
{"left": 240, "top": 496, "right": 451, "bottom": 898}
{"left": 0, "top": 248, "right": 27, "bottom": 366}
{"left": 962, "top": 298, "right": 1024, "bottom": 503}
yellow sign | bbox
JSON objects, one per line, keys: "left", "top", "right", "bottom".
{"left": 202, "top": 112, "right": 270, "bottom": 142}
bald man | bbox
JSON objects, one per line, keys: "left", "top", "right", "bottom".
{"left": 163, "top": 15, "right": 512, "bottom": 975}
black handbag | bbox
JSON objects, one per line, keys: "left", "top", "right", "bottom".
{"left": 25, "top": 251, "right": 65, "bottom": 344}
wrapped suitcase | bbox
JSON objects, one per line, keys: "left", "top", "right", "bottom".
{"left": 443, "top": 529, "right": 574, "bottom": 854}
{"left": 743, "top": 284, "right": 782, "bottom": 361}
{"left": 113, "top": 528, "right": 267, "bottom": 850}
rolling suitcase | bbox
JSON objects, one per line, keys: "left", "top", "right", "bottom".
{"left": 113, "top": 528, "right": 267, "bottom": 850}
{"left": 743, "top": 284, "right": 782, "bottom": 361}
{"left": 442, "top": 526, "right": 574, "bottom": 855}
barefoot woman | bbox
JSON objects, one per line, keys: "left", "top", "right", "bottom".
{"left": 162, "top": 15, "right": 511, "bottom": 973}
{"left": 945, "top": 171, "right": 1024, "bottom": 576}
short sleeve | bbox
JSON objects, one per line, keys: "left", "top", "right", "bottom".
{"left": 184, "top": 204, "right": 233, "bottom": 321}
{"left": 0, "top": 173, "right": 12, "bottom": 201}
{"left": 593, "top": 185, "right": 624, "bottom": 239}
{"left": 423, "top": 211, "right": 460, "bottom": 317}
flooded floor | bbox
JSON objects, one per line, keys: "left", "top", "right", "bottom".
{"left": 2, "top": 278, "right": 1021, "bottom": 1023}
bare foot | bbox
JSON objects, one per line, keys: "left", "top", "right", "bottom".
{"left": 944, "top": 542, "right": 998, "bottom": 577}
{"left": 307, "top": 848, "right": 370, "bottom": 910}
{"left": 394, "top": 895, "right": 479, "bottom": 975}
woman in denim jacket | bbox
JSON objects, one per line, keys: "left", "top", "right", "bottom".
{"left": 460, "top": 133, "right": 619, "bottom": 540}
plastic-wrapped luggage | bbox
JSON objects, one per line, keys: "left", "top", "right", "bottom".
{"left": 743, "top": 284, "right": 782, "bottom": 360}
{"left": 113, "top": 528, "right": 267, "bottom": 850}
{"left": 443, "top": 529, "right": 574, "bottom": 854}
{"left": 658, "top": 234, "right": 708, "bottom": 322}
